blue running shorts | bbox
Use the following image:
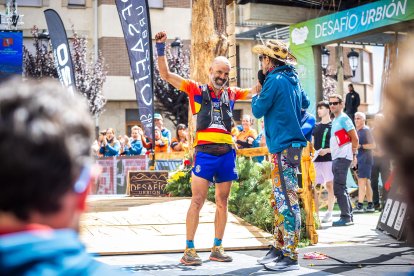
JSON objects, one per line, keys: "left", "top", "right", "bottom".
{"left": 192, "top": 149, "right": 238, "bottom": 183}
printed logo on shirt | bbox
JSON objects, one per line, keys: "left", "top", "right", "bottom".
{"left": 195, "top": 165, "right": 201, "bottom": 173}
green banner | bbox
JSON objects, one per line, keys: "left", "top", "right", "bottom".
{"left": 294, "top": 47, "right": 316, "bottom": 114}
{"left": 290, "top": 0, "right": 414, "bottom": 49}
{"left": 288, "top": 0, "right": 414, "bottom": 112}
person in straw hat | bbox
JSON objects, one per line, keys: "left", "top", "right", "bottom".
{"left": 251, "top": 39, "right": 310, "bottom": 271}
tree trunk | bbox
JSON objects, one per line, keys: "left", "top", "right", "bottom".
{"left": 190, "top": 0, "right": 228, "bottom": 83}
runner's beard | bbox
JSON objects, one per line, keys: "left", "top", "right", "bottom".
{"left": 210, "top": 75, "right": 228, "bottom": 90}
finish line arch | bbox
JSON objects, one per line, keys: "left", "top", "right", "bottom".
{"left": 289, "top": 0, "right": 414, "bottom": 113}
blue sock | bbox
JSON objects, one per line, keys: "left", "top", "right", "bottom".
{"left": 214, "top": 238, "right": 222, "bottom": 247}
{"left": 186, "top": 240, "right": 195, "bottom": 249}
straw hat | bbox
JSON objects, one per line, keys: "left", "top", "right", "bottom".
{"left": 252, "top": 40, "right": 297, "bottom": 65}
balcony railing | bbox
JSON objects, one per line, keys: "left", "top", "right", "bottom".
{"left": 238, "top": 67, "right": 255, "bottom": 89}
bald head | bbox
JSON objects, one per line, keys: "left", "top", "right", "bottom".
{"left": 211, "top": 56, "right": 231, "bottom": 69}
{"left": 209, "top": 56, "right": 231, "bottom": 90}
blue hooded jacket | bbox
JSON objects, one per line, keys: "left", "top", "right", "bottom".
{"left": 0, "top": 229, "right": 123, "bottom": 275}
{"left": 252, "top": 65, "right": 310, "bottom": 153}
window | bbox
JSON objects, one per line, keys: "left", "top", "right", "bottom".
{"left": 16, "top": 0, "right": 42, "bottom": 7}
{"left": 351, "top": 49, "right": 372, "bottom": 85}
{"left": 148, "top": 0, "right": 163, "bottom": 9}
{"left": 68, "top": 0, "right": 86, "bottom": 6}
{"left": 233, "top": 109, "right": 242, "bottom": 125}
{"left": 125, "top": 109, "right": 141, "bottom": 136}
{"left": 362, "top": 50, "right": 372, "bottom": 84}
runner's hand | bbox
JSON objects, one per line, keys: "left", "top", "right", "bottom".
{"left": 251, "top": 82, "right": 262, "bottom": 95}
{"left": 155, "top": 31, "right": 167, "bottom": 43}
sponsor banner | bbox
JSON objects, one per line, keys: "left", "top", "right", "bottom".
{"left": 377, "top": 174, "right": 409, "bottom": 241}
{"left": 0, "top": 30, "right": 23, "bottom": 81}
{"left": 290, "top": 0, "right": 414, "bottom": 49}
{"left": 44, "top": 9, "right": 76, "bottom": 95}
{"left": 128, "top": 171, "right": 168, "bottom": 197}
{"left": 93, "top": 156, "right": 148, "bottom": 195}
{"left": 288, "top": 0, "right": 414, "bottom": 113}
{"left": 115, "top": 0, "right": 155, "bottom": 142}
{"left": 120, "top": 156, "right": 148, "bottom": 190}
{"left": 95, "top": 157, "right": 117, "bottom": 195}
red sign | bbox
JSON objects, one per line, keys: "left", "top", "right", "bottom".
{"left": 3, "top": 38, "right": 13, "bottom": 47}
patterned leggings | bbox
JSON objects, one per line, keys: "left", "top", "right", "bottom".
{"left": 270, "top": 150, "right": 301, "bottom": 260}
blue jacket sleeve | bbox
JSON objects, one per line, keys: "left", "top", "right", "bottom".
{"left": 252, "top": 79, "right": 277, "bottom": 119}
{"left": 252, "top": 132, "right": 263, "bottom": 147}
{"left": 162, "top": 129, "right": 172, "bottom": 144}
{"left": 106, "top": 141, "right": 120, "bottom": 156}
{"left": 128, "top": 141, "right": 143, "bottom": 155}
{"left": 301, "top": 87, "right": 310, "bottom": 110}
{"left": 301, "top": 114, "right": 316, "bottom": 139}
{"left": 99, "top": 146, "right": 105, "bottom": 154}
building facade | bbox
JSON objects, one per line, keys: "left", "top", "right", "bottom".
{"left": 2, "top": 0, "right": 382, "bottom": 135}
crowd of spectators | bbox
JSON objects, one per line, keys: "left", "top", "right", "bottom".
{"left": 92, "top": 113, "right": 190, "bottom": 157}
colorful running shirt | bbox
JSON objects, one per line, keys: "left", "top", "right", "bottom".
{"left": 179, "top": 79, "right": 249, "bottom": 146}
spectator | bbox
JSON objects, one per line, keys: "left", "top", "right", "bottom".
{"left": 154, "top": 113, "right": 172, "bottom": 144}
{"left": 91, "top": 132, "right": 105, "bottom": 158}
{"left": 382, "top": 36, "right": 414, "bottom": 247}
{"left": 344, "top": 83, "right": 360, "bottom": 125}
{"left": 236, "top": 114, "right": 257, "bottom": 149}
{"left": 99, "top": 128, "right": 120, "bottom": 157}
{"left": 354, "top": 112, "right": 376, "bottom": 213}
{"left": 371, "top": 113, "right": 390, "bottom": 210}
{"left": 124, "top": 125, "right": 145, "bottom": 156}
{"left": 118, "top": 134, "right": 127, "bottom": 155}
{"left": 312, "top": 101, "right": 334, "bottom": 223}
{"left": 171, "top": 124, "right": 189, "bottom": 152}
{"left": 329, "top": 93, "right": 359, "bottom": 227}
{"left": 154, "top": 126, "right": 169, "bottom": 153}
{"left": 0, "top": 79, "right": 122, "bottom": 275}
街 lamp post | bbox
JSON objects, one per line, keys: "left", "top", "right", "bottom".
{"left": 347, "top": 48, "right": 360, "bottom": 77}
{"left": 321, "top": 47, "right": 330, "bottom": 75}
{"left": 38, "top": 29, "right": 50, "bottom": 50}
{"left": 170, "top": 37, "right": 182, "bottom": 61}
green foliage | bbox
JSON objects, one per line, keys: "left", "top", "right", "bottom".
{"left": 207, "top": 158, "right": 274, "bottom": 233}
{"left": 165, "top": 168, "right": 192, "bottom": 197}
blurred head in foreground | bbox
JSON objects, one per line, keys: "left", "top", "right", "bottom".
{"left": 382, "top": 37, "right": 414, "bottom": 238}
{"left": 0, "top": 78, "right": 94, "bottom": 230}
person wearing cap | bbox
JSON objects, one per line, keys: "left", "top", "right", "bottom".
{"left": 251, "top": 39, "right": 310, "bottom": 271}
{"left": 154, "top": 113, "right": 172, "bottom": 145}
{"left": 155, "top": 31, "right": 257, "bottom": 266}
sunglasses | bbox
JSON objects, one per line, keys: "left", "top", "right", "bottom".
{"left": 259, "top": 55, "right": 265, "bottom": 62}
{"left": 329, "top": 101, "right": 341, "bottom": 106}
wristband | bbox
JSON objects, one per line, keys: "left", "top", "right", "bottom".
{"left": 156, "top": 42, "right": 166, "bottom": 56}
